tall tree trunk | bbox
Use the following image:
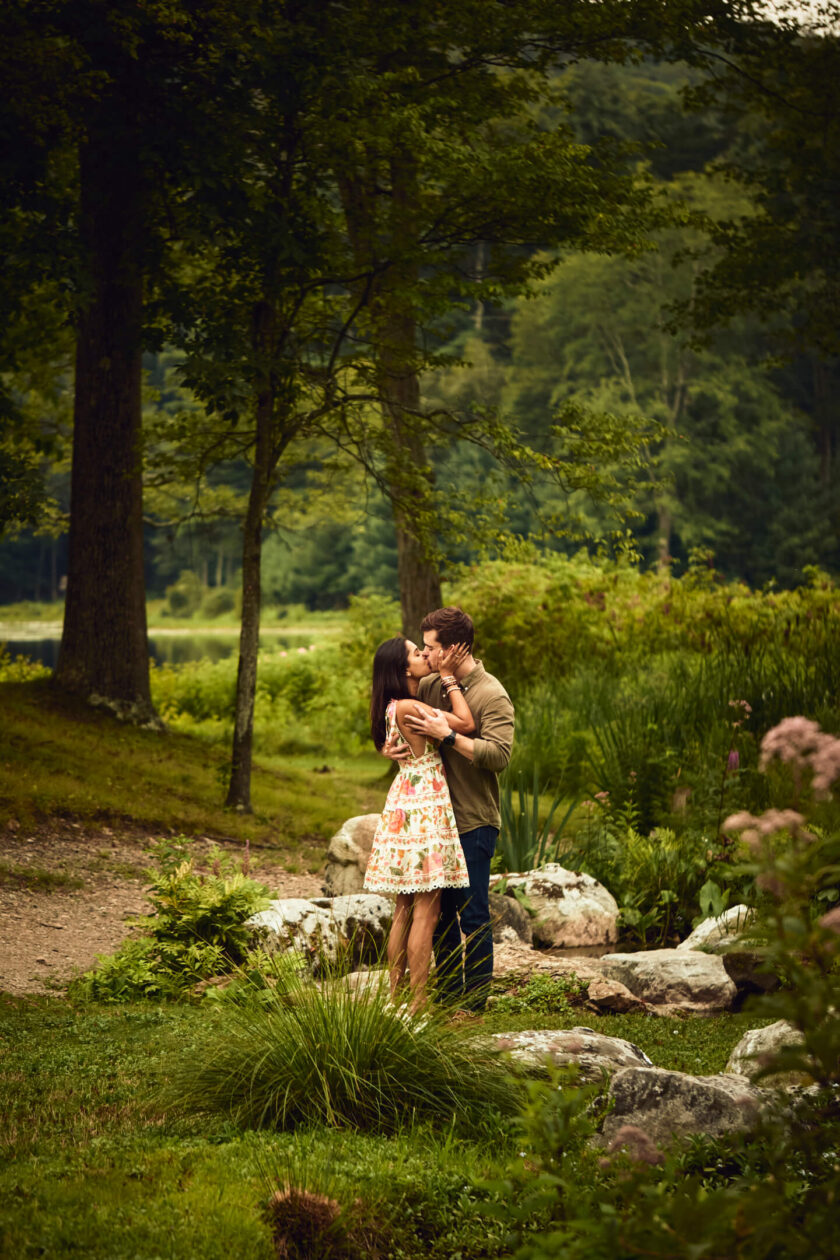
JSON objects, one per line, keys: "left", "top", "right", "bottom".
{"left": 226, "top": 302, "right": 276, "bottom": 810}
{"left": 381, "top": 335, "right": 443, "bottom": 635}
{"left": 55, "top": 120, "right": 158, "bottom": 725}
{"left": 381, "top": 150, "right": 442, "bottom": 635}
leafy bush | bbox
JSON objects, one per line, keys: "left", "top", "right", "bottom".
{"left": 165, "top": 966, "right": 525, "bottom": 1134}
{"left": 73, "top": 837, "right": 271, "bottom": 1001}
{"left": 0, "top": 647, "right": 51, "bottom": 683}
{"left": 150, "top": 642, "right": 370, "bottom": 753}
{"left": 200, "top": 586, "right": 237, "bottom": 618}
{"left": 560, "top": 809, "right": 733, "bottom": 945}
{"left": 165, "top": 569, "right": 204, "bottom": 616}
{"left": 454, "top": 551, "right": 840, "bottom": 690}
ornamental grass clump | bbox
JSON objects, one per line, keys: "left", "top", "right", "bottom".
{"left": 165, "top": 963, "right": 523, "bottom": 1134}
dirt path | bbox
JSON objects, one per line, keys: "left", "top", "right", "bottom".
{"left": 0, "top": 820, "right": 322, "bottom": 996}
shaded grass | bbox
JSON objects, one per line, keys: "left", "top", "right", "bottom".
{"left": 0, "top": 680, "right": 387, "bottom": 854}
{"left": 0, "top": 997, "right": 513, "bottom": 1259}
{"left": 0, "top": 860, "right": 85, "bottom": 892}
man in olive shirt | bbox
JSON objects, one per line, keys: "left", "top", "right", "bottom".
{"left": 400, "top": 606, "right": 514, "bottom": 1013}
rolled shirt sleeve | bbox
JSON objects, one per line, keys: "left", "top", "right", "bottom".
{"left": 471, "top": 694, "right": 514, "bottom": 772}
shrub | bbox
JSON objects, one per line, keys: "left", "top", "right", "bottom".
{"left": 165, "top": 569, "right": 204, "bottom": 616}
{"left": 165, "top": 966, "right": 525, "bottom": 1134}
{"left": 560, "top": 810, "right": 735, "bottom": 945}
{"left": 72, "top": 837, "right": 271, "bottom": 1001}
{"left": 200, "top": 587, "right": 237, "bottom": 618}
{"left": 0, "top": 647, "right": 51, "bottom": 683}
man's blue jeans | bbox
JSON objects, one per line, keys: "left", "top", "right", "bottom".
{"left": 433, "top": 825, "right": 498, "bottom": 1011}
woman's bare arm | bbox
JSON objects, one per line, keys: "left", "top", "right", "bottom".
{"left": 437, "top": 642, "right": 475, "bottom": 734}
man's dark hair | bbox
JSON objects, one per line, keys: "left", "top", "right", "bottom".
{"left": 420, "top": 606, "right": 474, "bottom": 651}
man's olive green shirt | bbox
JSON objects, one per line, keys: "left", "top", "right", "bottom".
{"left": 418, "top": 660, "right": 514, "bottom": 833}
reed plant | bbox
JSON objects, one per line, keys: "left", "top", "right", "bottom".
{"left": 497, "top": 769, "right": 579, "bottom": 872}
{"left": 165, "top": 962, "right": 523, "bottom": 1134}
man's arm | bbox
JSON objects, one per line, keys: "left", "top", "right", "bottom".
{"left": 405, "top": 693, "right": 514, "bottom": 768}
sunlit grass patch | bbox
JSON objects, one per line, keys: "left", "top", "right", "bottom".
{"left": 0, "top": 680, "right": 385, "bottom": 849}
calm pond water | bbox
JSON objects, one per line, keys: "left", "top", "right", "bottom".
{"left": 1, "top": 631, "right": 314, "bottom": 669}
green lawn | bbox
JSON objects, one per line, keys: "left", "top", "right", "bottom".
{"left": 0, "top": 994, "right": 762, "bottom": 1260}
{"left": 0, "top": 680, "right": 386, "bottom": 860}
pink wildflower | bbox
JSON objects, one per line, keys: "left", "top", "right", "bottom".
{"left": 818, "top": 906, "right": 840, "bottom": 936}
{"left": 727, "top": 749, "right": 740, "bottom": 772}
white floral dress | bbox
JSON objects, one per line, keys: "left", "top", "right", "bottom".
{"left": 364, "top": 700, "right": 470, "bottom": 894}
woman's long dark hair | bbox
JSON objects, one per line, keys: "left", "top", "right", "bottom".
{"left": 370, "top": 636, "right": 413, "bottom": 749}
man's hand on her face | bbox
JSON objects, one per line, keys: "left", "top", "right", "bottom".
{"left": 404, "top": 705, "right": 450, "bottom": 741}
{"left": 382, "top": 725, "right": 412, "bottom": 763}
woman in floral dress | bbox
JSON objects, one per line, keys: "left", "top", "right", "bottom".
{"left": 365, "top": 636, "right": 474, "bottom": 1011}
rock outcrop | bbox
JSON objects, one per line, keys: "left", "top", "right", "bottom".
{"left": 492, "top": 1026, "right": 653, "bottom": 1080}
{"left": 497, "top": 864, "right": 619, "bottom": 948}
{"left": 677, "top": 905, "right": 756, "bottom": 953}
{"left": 599, "top": 1066, "right": 768, "bottom": 1149}
{"left": 597, "top": 948, "right": 738, "bottom": 1013}
{"left": 321, "top": 814, "right": 381, "bottom": 896}
{"left": 247, "top": 893, "right": 392, "bottom": 966}
{"left": 725, "top": 1019, "right": 809, "bottom": 1087}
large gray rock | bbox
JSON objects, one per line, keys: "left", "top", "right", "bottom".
{"left": 598, "top": 948, "right": 737, "bottom": 1012}
{"left": 311, "top": 893, "right": 393, "bottom": 961}
{"left": 725, "top": 1019, "right": 809, "bottom": 1086}
{"left": 247, "top": 898, "right": 335, "bottom": 960}
{"left": 492, "top": 1027, "right": 653, "bottom": 1081}
{"left": 498, "top": 864, "right": 619, "bottom": 947}
{"left": 489, "top": 892, "right": 533, "bottom": 944}
{"left": 321, "top": 814, "right": 381, "bottom": 896}
{"left": 247, "top": 893, "right": 393, "bottom": 966}
{"left": 600, "top": 1067, "right": 767, "bottom": 1149}
{"left": 677, "top": 905, "right": 756, "bottom": 953}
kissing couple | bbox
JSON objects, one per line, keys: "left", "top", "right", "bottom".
{"left": 364, "top": 606, "right": 514, "bottom": 1015}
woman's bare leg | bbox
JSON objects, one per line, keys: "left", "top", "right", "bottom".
{"left": 388, "top": 894, "right": 413, "bottom": 999}
{"left": 406, "top": 889, "right": 441, "bottom": 1012}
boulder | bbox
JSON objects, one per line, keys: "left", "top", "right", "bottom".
{"left": 489, "top": 892, "right": 533, "bottom": 945}
{"left": 677, "top": 905, "right": 756, "bottom": 953}
{"left": 492, "top": 1027, "right": 653, "bottom": 1081}
{"left": 725, "top": 1019, "right": 809, "bottom": 1086}
{"left": 321, "top": 814, "right": 381, "bottom": 896}
{"left": 720, "top": 950, "right": 781, "bottom": 1006}
{"left": 597, "top": 949, "right": 737, "bottom": 1012}
{"left": 311, "top": 894, "right": 393, "bottom": 962}
{"left": 586, "top": 975, "right": 651, "bottom": 1015}
{"left": 247, "top": 898, "right": 336, "bottom": 961}
{"left": 600, "top": 1067, "right": 767, "bottom": 1149}
{"left": 246, "top": 893, "right": 393, "bottom": 966}
{"left": 498, "top": 864, "right": 619, "bottom": 947}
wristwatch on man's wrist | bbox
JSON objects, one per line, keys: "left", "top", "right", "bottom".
{"left": 440, "top": 731, "right": 456, "bottom": 747}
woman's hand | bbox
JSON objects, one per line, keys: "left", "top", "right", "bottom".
{"left": 438, "top": 641, "right": 469, "bottom": 673}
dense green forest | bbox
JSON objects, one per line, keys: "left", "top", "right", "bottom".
{"left": 3, "top": 49, "right": 837, "bottom": 609}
